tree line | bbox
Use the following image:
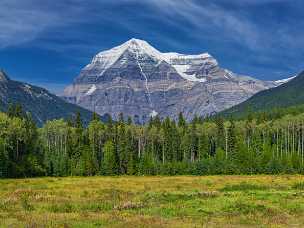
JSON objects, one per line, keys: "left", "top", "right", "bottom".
{"left": 1, "top": 104, "right": 304, "bottom": 178}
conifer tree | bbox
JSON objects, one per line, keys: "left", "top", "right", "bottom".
{"left": 102, "top": 140, "right": 117, "bottom": 175}
{"left": 178, "top": 112, "right": 186, "bottom": 128}
{"left": 91, "top": 112, "right": 99, "bottom": 121}
{"left": 227, "top": 120, "right": 237, "bottom": 159}
{"left": 215, "top": 117, "right": 225, "bottom": 150}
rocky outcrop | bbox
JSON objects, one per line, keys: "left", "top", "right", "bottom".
{"left": 63, "top": 38, "right": 278, "bottom": 123}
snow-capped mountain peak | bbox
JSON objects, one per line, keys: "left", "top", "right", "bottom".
{"left": 85, "top": 38, "right": 218, "bottom": 82}
{"left": 64, "top": 38, "right": 279, "bottom": 124}
{"left": 86, "top": 38, "right": 164, "bottom": 77}
{"left": 92, "top": 38, "right": 162, "bottom": 64}
{"left": 125, "top": 38, "right": 162, "bottom": 56}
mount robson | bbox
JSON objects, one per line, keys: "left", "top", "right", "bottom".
{"left": 63, "top": 38, "right": 284, "bottom": 123}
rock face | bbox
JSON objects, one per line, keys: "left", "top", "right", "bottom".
{"left": 63, "top": 38, "right": 278, "bottom": 123}
{"left": 0, "top": 70, "right": 97, "bottom": 126}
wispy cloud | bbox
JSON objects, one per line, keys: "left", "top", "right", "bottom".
{"left": 0, "top": 0, "right": 257, "bottom": 50}
{"left": 1, "top": 0, "right": 304, "bottom": 85}
{"left": 2, "top": 0, "right": 303, "bottom": 54}
{"left": 0, "top": 0, "right": 93, "bottom": 48}
{"left": 143, "top": 0, "right": 260, "bottom": 49}
{"left": 146, "top": 0, "right": 304, "bottom": 52}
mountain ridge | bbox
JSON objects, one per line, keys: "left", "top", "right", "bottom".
{"left": 63, "top": 38, "right": 280, "bottom": 123}
{"left": 220, "top": 71, "right": 304, "bottom": 117}
{"left": 0, "top": 70, "right": 99, "bottom": 126}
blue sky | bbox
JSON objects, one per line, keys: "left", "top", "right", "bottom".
{"left": 0, "top": 0, "right": 304, "bottom": 94}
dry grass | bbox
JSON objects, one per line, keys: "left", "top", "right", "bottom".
{"left": 0, "top": 175, "right": 304, "bottom": 227}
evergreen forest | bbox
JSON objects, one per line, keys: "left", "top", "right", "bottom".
{"left": 1, "top": 104, "right": 304, "bottom": 178}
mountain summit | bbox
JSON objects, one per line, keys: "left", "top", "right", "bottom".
{"left": 74, "top": 38, "right": 220, "bottom": 84}
{"left": 64, "top": 38, "right": 278, "bottom": 123}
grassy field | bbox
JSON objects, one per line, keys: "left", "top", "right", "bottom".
{"left": 1, "top": 176, "right": 304, "bottom": 227}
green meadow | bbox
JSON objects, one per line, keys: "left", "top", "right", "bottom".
{"left": 1, "top": 175, "right": 304, "bottom": 227}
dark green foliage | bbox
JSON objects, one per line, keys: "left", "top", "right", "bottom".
{"left": 0, "top": 71, "right": 100, "bottom": 126}
{"left": 178, "top": 112, "right": 186, "bottom": 128}
{"left": 220, "top": 71, "right": 304, "bottom": 119}
{"left": 215, "top": 117, "right": 225, "bottom": 150}
{"left": 102, "top": 140, "right": 117, "bottom": 175}
{"left": 7, "top": 103, "right": 25, "bottom": 119}
{"left": 227, "top": 120, "right": 237, "bottom": 158}
{"left": 91, "top": 112, "right": 99, "bottom": 121}
{"left": 1, "top": 102, "right": 304, "bottom": 178}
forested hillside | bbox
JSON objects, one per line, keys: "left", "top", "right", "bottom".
{"left": 1, "top": 105, "right": 304, "bottom": 178}
{"left": 0, "top": 70, "right": 97, "bottom": 126}
{"left": 222, "top": 71, "right": 304, "bottom": 118}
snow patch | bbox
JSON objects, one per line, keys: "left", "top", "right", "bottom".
{"left": 172, "top": 65, "right": 206, "bottom": 82}
{"left": 86, "top": 84, "right": 97, "bottom": 96}
{"left": 25, "top": 84, "right": 31, "bottom": 89}
{"left": 275, "top": 76, "right": 296, "bottom": 84}
{"left": 89, "top": 38, "right": 163, "bottom": 75}
{"left": 162, "top": 52, "right": 213, "bottom": 82}
{"left": 162, "top": 52, "right": 211, "bottom": 61}
{"left": 150, "top": 110, "right": 158, "bottom": 118}
{"left": 88, "top": 38, "right": 213, "bottom": 83}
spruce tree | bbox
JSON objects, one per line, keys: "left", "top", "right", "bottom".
{"left": 74, "top": 111, "right": 84, "bottom": 146}
{"left": 227, "top": 120, "right": 237, "bottom": 159}
{"left": 178, "top": 112, "right": 186, "bottom": 128}
{"left": 215, "top": 117, "right": 225, "bottom": 150}
{"left": 91, "top": 112, "right": 99, "bottom": 121}
{"left": 102, "top": 140, "right": 117, "bottom": 175}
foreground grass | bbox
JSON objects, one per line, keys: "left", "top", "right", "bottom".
{"left": 1, "top": 175, "right": 304, "bottom": 227}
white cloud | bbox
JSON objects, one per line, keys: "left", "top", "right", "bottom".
{"left": 142, "top": 0, "right": 304, "bottom": 54}
{"left": 1, "top": 0, "right": 303, "bottom": 87}
{"left": 139, "top": 0, "right": 259, "bottom": 49}
{"left": 0, "top": 0, "right": 90, "bottom": 48}
{"left": 1, "top": 0, "right": 302, "bottom": 54}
